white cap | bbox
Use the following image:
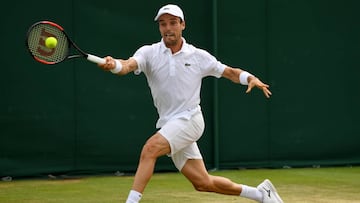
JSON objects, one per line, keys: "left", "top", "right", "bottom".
{"left": 154, "top": 4, "right": 184, "bottom": 21}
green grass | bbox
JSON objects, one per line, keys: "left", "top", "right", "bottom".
{"left": 0, "top": 167, "right": 359, "bottom": 203}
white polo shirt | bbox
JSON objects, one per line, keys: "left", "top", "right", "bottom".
{"left": 132, "top": 38, "right": 226, "bottom": 128}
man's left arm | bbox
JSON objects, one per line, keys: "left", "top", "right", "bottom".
{"left": 221, "top": 66, "right": 272, "bottom": 98}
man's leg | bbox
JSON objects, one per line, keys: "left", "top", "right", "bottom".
{"left": 126, "top": 133, "right": 170, "bottom": 203}
{"left": 181, "top": 159, "right": 241, "bottom": 195}
{"left": 181, "top": 159, "right": 263, "bottom": 202}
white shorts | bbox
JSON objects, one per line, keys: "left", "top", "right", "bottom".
{"left": 158, "top": 111, "right": 205, "bottom": 171}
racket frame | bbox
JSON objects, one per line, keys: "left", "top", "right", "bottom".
{"left": 26, "top": 20, "right": 105, "bottom": 65}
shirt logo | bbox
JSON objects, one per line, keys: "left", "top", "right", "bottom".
{"left": 185, "top": 63, "right": 191, "bottom": 67}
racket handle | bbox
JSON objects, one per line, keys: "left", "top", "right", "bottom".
{"left": 87, "top": 54, "right": 106, "bottom": 64}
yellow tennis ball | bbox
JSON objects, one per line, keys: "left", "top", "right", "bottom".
{"left": 45, "top": 37, "right": 57, "bottom": 48}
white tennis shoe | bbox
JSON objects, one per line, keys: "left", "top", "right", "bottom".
{"left": 257, "top": 179, "right": 284, "bottom": 203}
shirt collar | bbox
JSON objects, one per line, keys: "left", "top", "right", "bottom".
{"left": 160, "top": 37, "right": 190, "bottom": 54}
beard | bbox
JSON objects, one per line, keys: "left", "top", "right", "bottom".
{"left": 163, "top": 33, "right": 180, "bottom": 47}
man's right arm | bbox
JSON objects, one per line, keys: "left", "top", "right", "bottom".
{"left": 98, "top": 56, "right": 138, "bottom": 75}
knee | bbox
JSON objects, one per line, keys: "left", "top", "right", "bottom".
{"left": 140, "top": 143, "right": 158, "bottom": 160}
{"left": 139, "top": 134, "right": 170, "bottom": 161}
{"left": 192, "top": 179, "right": 213, "bottom": 192}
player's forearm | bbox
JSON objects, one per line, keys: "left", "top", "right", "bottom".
{"left": 222, "top": 67, "right": 257, "bottom": 85}
{"left": 109, "top": 58, "right": 138, "bottom": 76}
{"left": 222, "top": 67, "right": 240, "bottom": 83}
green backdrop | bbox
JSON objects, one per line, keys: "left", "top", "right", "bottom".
{"left": 1, "top": 0, "right": 359, "bottom": 178}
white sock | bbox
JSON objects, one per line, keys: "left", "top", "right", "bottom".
{"left": 125, "top": 190, "right": 142, "bottom": 203}
{"left": 239, "top": 184, "right": 263, "bottom": 202}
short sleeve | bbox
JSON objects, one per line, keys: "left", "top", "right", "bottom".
{"left": 132, "top": 45, "right": 152, "bottom": 75}
{"left": 196, "top": 49, "right": 226, "bottom": 78}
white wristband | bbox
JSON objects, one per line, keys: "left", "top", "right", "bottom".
{"left": 239, "top": 71, "right": 254, "bottom": 85}
{"left": 110, "top": 60, "right": 123, "bottom": 74}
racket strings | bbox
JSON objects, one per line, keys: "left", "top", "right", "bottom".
{"left": 27, "top": 24, "right": 69, "bottom": 64}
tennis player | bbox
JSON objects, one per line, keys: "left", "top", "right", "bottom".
{"left": 99, "top": 4, "right": 283, "bottom": 203}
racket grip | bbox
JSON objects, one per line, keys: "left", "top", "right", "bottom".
{"left": 87, "top": 54, "right": 106, "bottom": 64}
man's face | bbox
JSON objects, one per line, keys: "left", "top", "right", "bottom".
{"left": 158, "top": 14, "right": 185, "bottom": 47}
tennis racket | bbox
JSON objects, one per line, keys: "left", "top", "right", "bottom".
{"left": 26, "top": 20, "right": 105, "bottom": 65}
